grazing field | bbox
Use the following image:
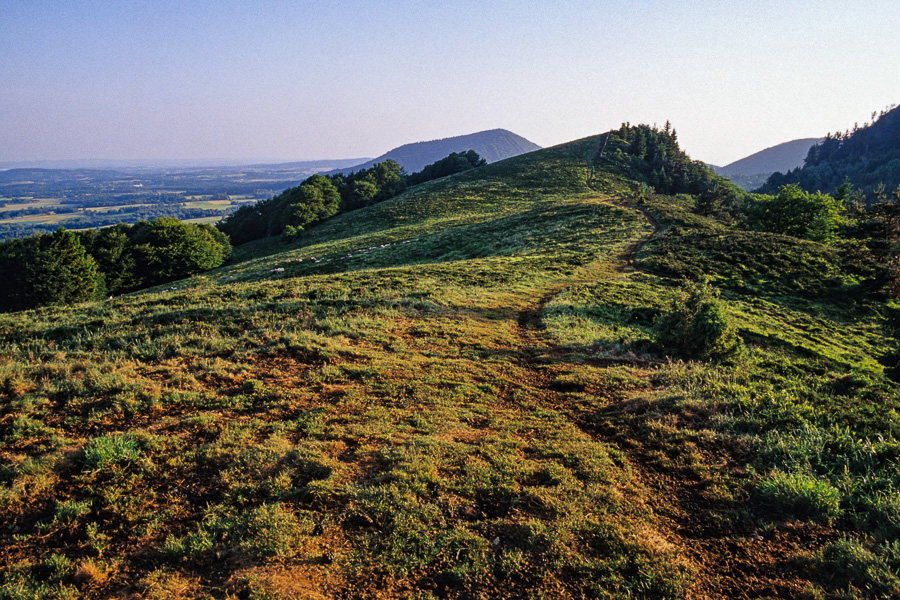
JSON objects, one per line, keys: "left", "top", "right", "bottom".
{"left": 0, "top": 198, "right": 64, "bottom": 212}
{"left": 1, "top": 136, "right": 898, "bottom": 599}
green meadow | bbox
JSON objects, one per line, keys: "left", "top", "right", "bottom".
{"left": 1, "top": 135, "right": 898, "bottom": 599}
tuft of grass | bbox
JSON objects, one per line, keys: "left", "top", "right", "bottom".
{"left": 0, "top": 555, "right": 80, "bottom": 600}
{"left": 82, "top": 433, "right": 142, "bottom": 470}
{"left": 163, "top": 503, "right": 311, "bottom": 560}
{"left": 54, "top": 499, "right": 92, "bottom": 523}
{"left": 756, "top": 470, "right": 843, "bottom": 521}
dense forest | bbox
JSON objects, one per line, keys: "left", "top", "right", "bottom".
{"left": 760, "top": 104, "right": 900, "bottom": 198}
{"left": 0, "top": 218, "right": 231, "bottom": 312}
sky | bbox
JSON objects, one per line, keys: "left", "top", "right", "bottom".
{"left": 2, "top": 0, "right": 898, "bottom": 166}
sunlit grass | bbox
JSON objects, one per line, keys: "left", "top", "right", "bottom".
{"left": 1, "top": 135, "right": 898, "bottom": 599}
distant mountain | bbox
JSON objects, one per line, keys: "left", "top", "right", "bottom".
{"left": 711, "top": 138, "right": 822, "bottom": 191}
{"left": 717, "top": 138, "right": 823, "bottom": 177}
{"left": 331, "top": 129, "right": 541, "bottom": 175}
{"left": 758, "top": 104, "right": 900, "bottom": 197}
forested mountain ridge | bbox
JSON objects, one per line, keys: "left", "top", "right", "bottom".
{"left": 218, "top": 150, "right": 488, "bottom": 246}
{"left": 330, "top": 128, "right": 540, "bottom": 175}
{"left": 760, "top": 104, "right": 900, "bottom": 197}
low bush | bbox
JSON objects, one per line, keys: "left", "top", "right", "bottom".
{"left": 653, "top": 280, "right": 742, "bottom": 360}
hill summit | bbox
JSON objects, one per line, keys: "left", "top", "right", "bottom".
{"left": 332, "top": 128, "right": 540, "bottom": 175}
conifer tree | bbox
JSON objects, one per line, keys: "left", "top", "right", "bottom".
{"left": 31, "top": 228, "right": 101, "bottom": 306}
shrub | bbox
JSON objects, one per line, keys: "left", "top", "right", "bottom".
{"left": 130, "top": 218, "right": 231, "bottom": 286}
{"left": 742, "top": 184, "right": 844, "bottom": 242}
{"left": 653, "top": 280, "right": 742, "bottom": 360}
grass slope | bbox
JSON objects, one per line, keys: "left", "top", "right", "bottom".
{"left": 1, "top": 135, "right": 898, "bottom": 599}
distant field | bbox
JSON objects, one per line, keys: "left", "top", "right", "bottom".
{"left": 0, "top": 212, "right": 70, "bottom": 225}
{"left": 0, "top": 205, "right": 231, "bottom": 228}
{"left": 0, "top": 205, "right": 153, "bottom": 224}
{"left": 183, "top": 215, "right": 225, "bottom": 225}
{"left": 83, "top": 204, "right": 153, "bottom": 214}
{"left": 182, "top": 199, "right": 234, "bottom": 210}
{"left": 0, "top": 164, "right": 300, "bottom": 238}
{"left": 0, "top": 198, "right": 63, "bottom": 214}
{"left": 0, "top": 195, "right": 240, "bottom": 237}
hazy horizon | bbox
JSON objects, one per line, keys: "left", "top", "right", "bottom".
{"left": 3, "top": 1, "right": 898, "bottom": 166}
{"left": 0, "top": 156, "right": 372, "bottom": 170}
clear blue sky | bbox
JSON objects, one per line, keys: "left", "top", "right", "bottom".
{"left": 2, "top": 0, "right": 898, "bottom": 165}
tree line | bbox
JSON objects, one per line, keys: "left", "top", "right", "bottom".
{"left": 0, "top": 218, "right": 231, "bottom": 312}
{"left": 608, "top": 123, "right": 900, "bottom": 296}
{"left": 217, "top": 150, "right": 487, "bottom": 245}
{"left": 0, "top": 150, "right": 488, "bottom": 312}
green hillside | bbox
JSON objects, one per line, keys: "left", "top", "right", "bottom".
{"left": 1, "top": 131, "right": 898, "bottom": 599}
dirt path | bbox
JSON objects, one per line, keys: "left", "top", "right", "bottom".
{"left": 623, "top": 204, "right": 662, "bottom": 266}
{"left": 508, "top": 200, "right": 821, "bottom": 599}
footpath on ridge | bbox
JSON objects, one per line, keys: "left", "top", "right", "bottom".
{"left": 505, "top": 195, "right": 815, "bottom": 599}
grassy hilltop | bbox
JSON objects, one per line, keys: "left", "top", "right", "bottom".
{"left": 1, "top": 132, "right": 898, "bottom": 599}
